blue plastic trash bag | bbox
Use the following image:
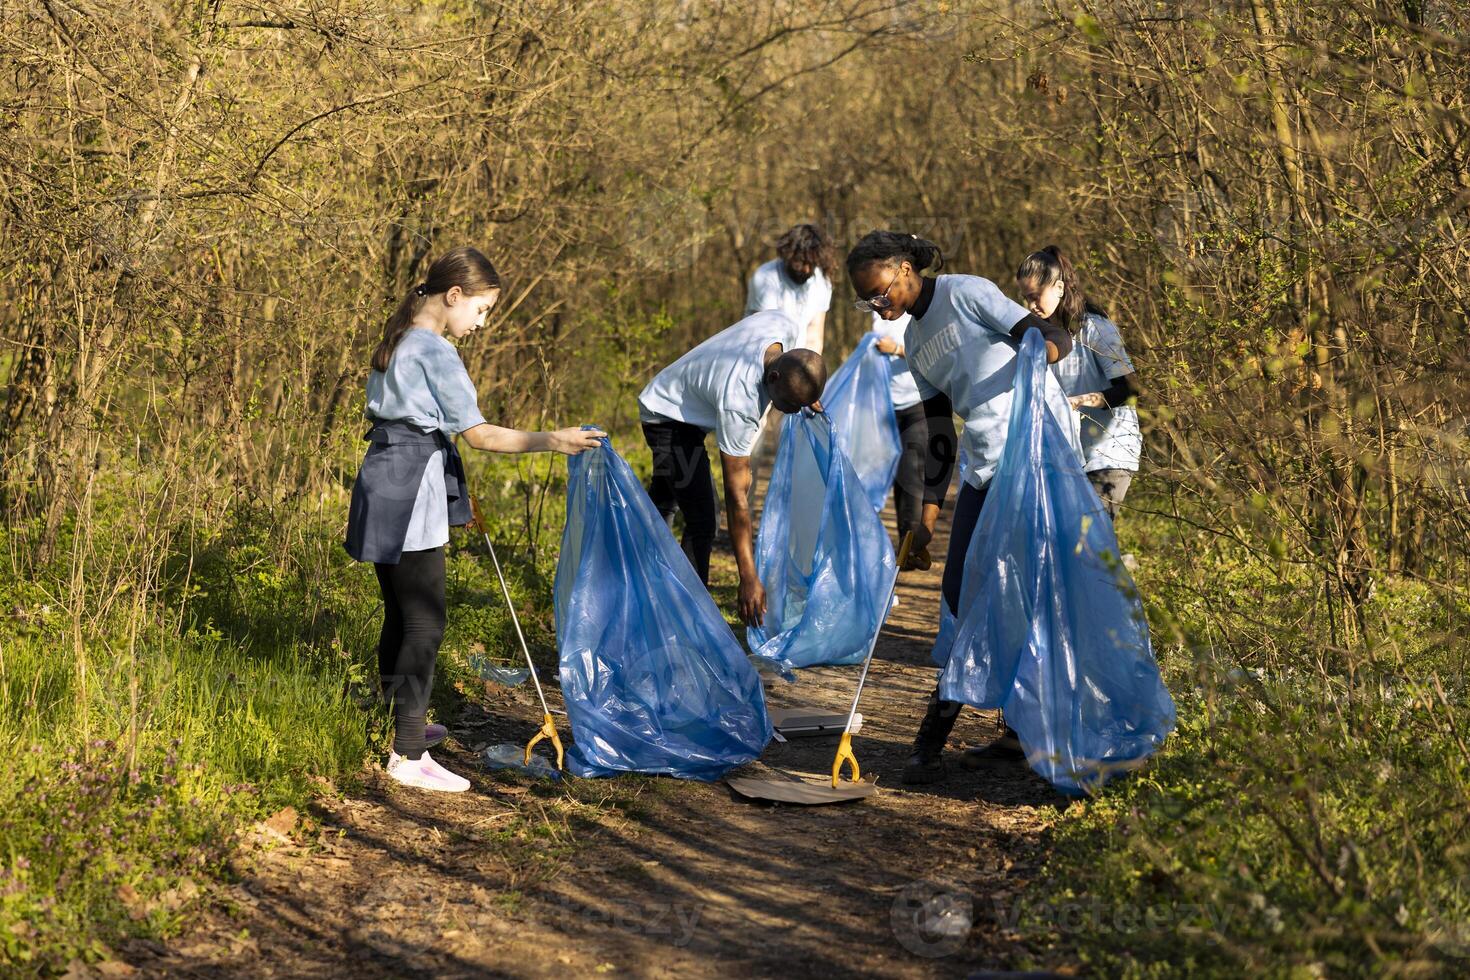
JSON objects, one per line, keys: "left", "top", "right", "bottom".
{"left": 936, "top": 331, "right": 1175, "bottom": 794}
{"left": 747, "top": 411, "right": 897, "bottom": 671}
{"left": 554, "top": 434, "right": 771, "bottom": 780}
{"left": 930, "top": 602, "right": 958, "bottom": 667}
{"left": 822, "top": 333, "right": 902, "bottom": 513}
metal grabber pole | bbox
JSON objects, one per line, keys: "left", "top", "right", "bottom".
{"left": 831, "top": 531, "right": 915, "bottom": 788}
{"left": 468, "top": 491, "right": 564, "bottom": 771}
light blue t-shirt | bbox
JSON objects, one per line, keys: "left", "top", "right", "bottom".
{"left": 365, "top": 328, "right": 487, "bottom": 551}
{"left": 638, "top": 311, "right": 799, "bottom": 456}
{"left": 870, "top": 312, "right": 922, "bottom": 411}
{"left": 365, "top": 328, "right": 487, "bottom": 434}
{"left": 1052, "top": 312, "right": 1141, "bottom": 472}
{"left": 904, "top": 275, "right": 1081, "bottom": 489}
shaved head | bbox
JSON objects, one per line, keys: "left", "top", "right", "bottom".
{"left": 765, "top": 348, "right": 827, "bottom": 413}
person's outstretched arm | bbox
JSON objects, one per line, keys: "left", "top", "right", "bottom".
{"left": 460, "top": 423, "right": 604, "bottom": 455}
{"left": 804, "top": 311, "right": 827, "bottom": 354}
{"left": 1071, "top": 373, "right": 1140, "bottom": 410}
{"left": 719, "top": 452, "right": 766, "bottom": 627}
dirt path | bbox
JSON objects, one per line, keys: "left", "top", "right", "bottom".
{"left": 111, "top": 486, "right": 1071, "bottom": 979}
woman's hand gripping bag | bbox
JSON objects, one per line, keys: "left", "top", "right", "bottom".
{"left": 823, "top": 333, "right": 902, "bottom": 514}
{"left": 747, "top": 412, "right": 896, "bottom": 672}
{"left": 554, "top": 436, "right": 771, "bottom": 780}
{"left": 936, "top": 331, "right": 1176, "bottom": 795}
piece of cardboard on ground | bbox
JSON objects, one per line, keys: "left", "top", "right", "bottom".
{"left": 725, "top": 775, "right": 876, "bottom": 805}
{"left": 768, "top": 706, "right": 862, "bottom": 738}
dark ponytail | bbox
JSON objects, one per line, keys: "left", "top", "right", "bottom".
{"left": 1015, "top": 244, "right": 1106, "bottom": 334}
{"left": 372, "top": 246, "right": 502, "bottom": 373}
{"left": 844, "top": 230, "right": 944, "bottom": 278}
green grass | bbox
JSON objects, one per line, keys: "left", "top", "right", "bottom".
{"left": 1017, "top": 494, "right": 1470, "bottom": 978}
{"left": 0, "top": 507, "right": 374, "bottom": 971}
{"left": 0, "top": 448, "right": 579, "bottom": 973}
{"left": 6, "top": 438, "right": 1466, "bottom": 976}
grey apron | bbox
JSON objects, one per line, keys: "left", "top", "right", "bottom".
{"left": 344, "top": 422, "right": 472, "bottom": 564}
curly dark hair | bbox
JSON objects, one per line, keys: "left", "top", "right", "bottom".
{"left": 775, "top": 223, "right": 838, "bottom": 281}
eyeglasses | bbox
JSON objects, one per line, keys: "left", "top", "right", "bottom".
{"left": 853, "top": 269, "right": 900, "bottom": 313}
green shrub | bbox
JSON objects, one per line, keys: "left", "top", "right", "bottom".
{"left": 1021, "top": 499, "right": 1470, "bottom": 978}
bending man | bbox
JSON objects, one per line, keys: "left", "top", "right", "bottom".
{"left": 639, "top": 310, "right": 827, "bottom": 626}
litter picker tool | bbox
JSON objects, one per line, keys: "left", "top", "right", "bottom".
{"left": 468, "top": 491, "right": 564, "bottom": 772}
{"left": 831, "top": 530, "right": 914, "bottom": 788}
{"left": 725, "top": 531, "right": 913, "bottom": 806}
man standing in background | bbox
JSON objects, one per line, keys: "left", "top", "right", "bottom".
{"left": 745, "top": 223, "right": 835, "bottom": 354}
{"left": 742, "top": 223, "right": 836, "bottom": 495}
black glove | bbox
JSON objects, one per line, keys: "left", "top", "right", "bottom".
{"left": 901, "top": 523, "right": 933, "bottom": 556}
{"left": 901, "top": 544, "right": 933, "bottom": 572}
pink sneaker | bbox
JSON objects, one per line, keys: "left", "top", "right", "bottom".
{"left": 386, "top": 750, "right": 470, "bottom": 793}
{"left": 424, "top": 723, "right": 447, "bottom": 748}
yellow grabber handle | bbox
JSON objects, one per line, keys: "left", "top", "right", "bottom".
{"left": 895, "top": 530, "right": 916, "bottom": 573}
{"left": 831, "top": 731, "right": 860, "bottom": 786}
{"left": 526, "top": 712, "right": 565, "bottom": 771}
{"left": 831, "top": 531, "right": 915, "bottom": 788}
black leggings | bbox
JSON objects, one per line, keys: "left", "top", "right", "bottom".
{"left": 892, "top": 401, "right": 958, "bottom": 539}
{"left": 374, "top": 547, "right": 447, "bottom": 759}
{"left": 924, "top": 481, "right": 993, "bottom": 744}
{"left": 642, "top": 420, "right": 719, "bottom": 585}
{"left": 941, "top": 481, "right": 989, "bottom": 616}
{"left": 891, "top": 402, "right": 928, "bottom": 537}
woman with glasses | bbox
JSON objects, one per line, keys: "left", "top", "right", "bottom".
{"left": 844, "top": 230, "right": 1080, "bottom": 785}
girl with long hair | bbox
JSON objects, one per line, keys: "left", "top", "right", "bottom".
{"left": 345, "top": 245, "right": 603, "bottom": 792}
{"left": 1015, "top": 246, "right": 1141, "bottom": 523}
